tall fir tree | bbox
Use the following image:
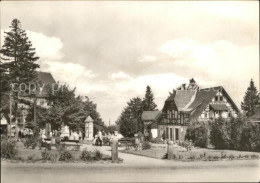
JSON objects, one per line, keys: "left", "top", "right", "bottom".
{"left": 143, "top": 85, "right": 157, "bottom": 111}
{"left": 116, "top": 97, "right": 143, "bottom": 137}
{"left": 241, "top": 79, "right": 260, "bottom": 117}
{"left": 0, "top": 19, "right": 39, "bottom": 136}
{"left": 0, "top": 19, "right": 39, "bottom": 91}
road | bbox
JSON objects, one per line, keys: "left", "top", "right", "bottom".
{"left": 1, "top": 145, "right": 260, "bottom": 182}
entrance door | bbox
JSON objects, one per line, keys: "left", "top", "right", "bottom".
{"left": 175, "top": 128, "right": 179, "bottom": 141}
{"left": 170, "top": 128, "right": 173, "bottom": 140}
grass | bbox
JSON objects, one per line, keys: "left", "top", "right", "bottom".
{"left": 121, "top": 144, "right": 260, "bottom": 161}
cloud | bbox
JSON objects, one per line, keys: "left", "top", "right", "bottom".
{"left": 159, "top": 38, "right": 259, "bottom": 81}
{"left": 138, "top": 55, "right": 157, "bottom": 63}
{"left": 26, "top": 30, "right": 64, "bottom": 60}
{"left": 1, "top": 29, "right": 64, "bottom": 61}
{"left": 111, "top": 71, "right": 131, "bottom": 80}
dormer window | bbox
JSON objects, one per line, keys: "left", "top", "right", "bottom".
{"left": 220, "top": 96, "right": 223, "bottom": 101}
{"left": 215, "top": 96, "right": 218, "bottom": 101}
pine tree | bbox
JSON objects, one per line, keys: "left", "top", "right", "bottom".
{"left": 0, "top": 19, "right": 39, "bottom": 91}
{"left": 241, "top": 79, "right": 260, "bottom": 117}
{"left": 0, "top": 19, "right": 39, "bottom": 137}
{"left": 143, "top": 85, "right": 157, "bottom": 111}
{"left": 116, "top": 97, "right": 143, "bottom": 137}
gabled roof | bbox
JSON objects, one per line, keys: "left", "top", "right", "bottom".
{"left": 141, "top": 111, "right": 161, "bottom": 121}
{"left": 162, "top": 86, "right": 239, "bottom": 120}
{"left": 37, "top": 71, "right": 56, "bottom": 85}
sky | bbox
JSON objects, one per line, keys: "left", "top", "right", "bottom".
{"left": 1, "top": 1, "right": 259, "bottom": 125}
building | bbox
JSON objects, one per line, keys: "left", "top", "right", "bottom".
{"left": 141, "top": 111, "right": 162, "bottom": 139}
{"left": 1, "top": 71, "right": 56, "bottom": 135}
{"left": 142, "top": 79, "right": 239, "bottom": 141}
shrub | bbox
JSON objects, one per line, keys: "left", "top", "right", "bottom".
{"left": 1, "top": 139, "right": 18, "bottom": 159}
{"left": 185, "top": 121, "right": 209, "bottom": 148}
{"left": 250, "top": 154, "right": 259, "bottom": 159}
{"left": 221, "top": 152, "right": 227, "bottom": 159}
{"left": 93, "top": 149, "right": 102, "bottom": 161}
{"left": 41, "top": 150, "right": 60, "bottom": 162}
{"left": 240, "top": 123, "right": 260, "bottom": 152}
{"left": 228, "top": 154, "right": 235, "bottom": 160}
{"left": 80, "top": 148, "right": 93, "bottom": 161}
{"left": 210, "top": 117, "right": 231, "bottom": 149}
{"left": 151, "top": 137, "right": 163, "bottom": 144}
{"left": 23, "top": 134, "right": 40, "bottom": 149}
{"left": 59, "top": 150, "right": 74, "bottom": 162}
{"left": 27, "top": 155, "right": 36, "bottom": 161}
{"left": 178, "top": 140, "right": 193, "bottom": 151}
{"left": 41, "top": 149, "right": 51, "bottom": 161}
{"left": 142, "top": 142, "right": 152, "bottom": 150}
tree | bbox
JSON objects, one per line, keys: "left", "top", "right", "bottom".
{"left": 0, "top": 19, "right": 39, "bottom": 136}
{"left": 142, "top": 85, "right": 157, "bottom": 111}
{"left": 116, "top": 97, "right": 143, "bottom": 137}
{"left": 26, "top": 83, "right": 105, "bottom": 134}
{"left": 241, "top": 79, "right": 260, "bottom": 117}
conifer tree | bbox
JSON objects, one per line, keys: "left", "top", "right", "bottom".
{"left": 241, "top": 79, "right": 260, "bottom": 117}
{"left": 143, "top": 85, "right": 157, "bottom": 111}
{"left": 0, "top": 19, "right": 39, "bottom": 137}
{"left": 116, "top": 97, "right": 143, "bottom": 137}
{"left": 0, "top": 19, "right": 39, "bottom": 91}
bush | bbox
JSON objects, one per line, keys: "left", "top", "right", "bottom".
{"left": 41, "top": 150, "right": 60, "bottom": 162}
{"left": 240, "top": 123, "right": 260, "bottom": 152}
{"left": 151, "top": 137, "right": 163, "bottom": 144}
{"left": 142, "top": 142, "right": 152, "bottom": 150}
{"left": 185, "top": 121, "right": 209, "bottom": 148}
{"left": 178, "top": 140, "right": 193, "bottom": 151}
{"left": 59, "top": 150, "right": 74, "bottom": 162}
{"left": 27, "top": 155, "right": 36, "bottom": 161}
{"left": 80, "top": 148, "right": 93, "bottom": 161}
{"left": 210, "top": 117, "right": 231, "bottom": 149}
{"left": 1, "top": 139, "right": 18, "bottom": 159}
{"left": 23, "top": 134, "right": 40, "bottom": 149}
{"left": 93, "top": 149, "right": 102, "bottom": 161}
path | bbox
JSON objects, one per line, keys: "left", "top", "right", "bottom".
{"left": 2, "top": 144, "right": 260, "bottom": 182}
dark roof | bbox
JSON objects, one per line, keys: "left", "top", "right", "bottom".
{"left": 37, "top": 72, "right": 56, "bottom": 85}
{"left": 210, "top": 104, "right": 229, "bottom": 111}
{"left": 162, "top": 86, "right": 239, "bottom": 121}
{"left": 21, "top": 71, "right": 56, "bottom": 98}
{"left": 189, "top": 89, "right": 217, "bottom": 120}
{"left": 141, "top": 111, "right": 161, "bottom": 121}
{"left": 166, "top": 90, "right": 195, "bottom": 109}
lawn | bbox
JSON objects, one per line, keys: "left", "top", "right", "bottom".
{"left": 120, "top": 144, "right": 260, "bottom": 161}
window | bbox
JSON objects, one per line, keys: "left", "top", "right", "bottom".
{"left": 215, "top": 96, "right": 218, "bottom": 101}
{"left": 220, "top": 96, "right": 223, "bottom": 101}
{"left": 228, "top": 112, "right": 232, "bottom": 117}
{"left": 205, "top": 113, "right": 208, "bottom": 118}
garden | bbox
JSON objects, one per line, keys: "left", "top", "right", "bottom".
{"left": 1, "top": 137, "right": 121, "bottom": 164}
{"left": 121, "top": 116, "right": 260, "bottom": 161}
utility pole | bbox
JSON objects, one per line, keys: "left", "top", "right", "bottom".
{"left": 34, "top": 96, "right": 37, "bottom": 125}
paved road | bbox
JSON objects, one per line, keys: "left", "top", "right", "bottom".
{"left": 2, "top": 145, "right": 260, "bottom": 182}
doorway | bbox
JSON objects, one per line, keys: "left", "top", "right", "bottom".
{"left": 175, "top": 128, "right": 179, "bottom": 141}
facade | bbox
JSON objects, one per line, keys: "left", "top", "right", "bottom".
{"left": 141, "top": 111, "right": 162, "bottom": 140}
{"left": 142, "top": 79, "right": 239, "bottom": 142}
{"left": 14, "top": 71, "right": 56, "bottom": 133}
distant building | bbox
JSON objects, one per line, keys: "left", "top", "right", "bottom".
{"left": 7, "top": 71, "right": 56, "bottom": 133}
{"left": 142, "top": 79, "right": 239, "bottom": 141}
